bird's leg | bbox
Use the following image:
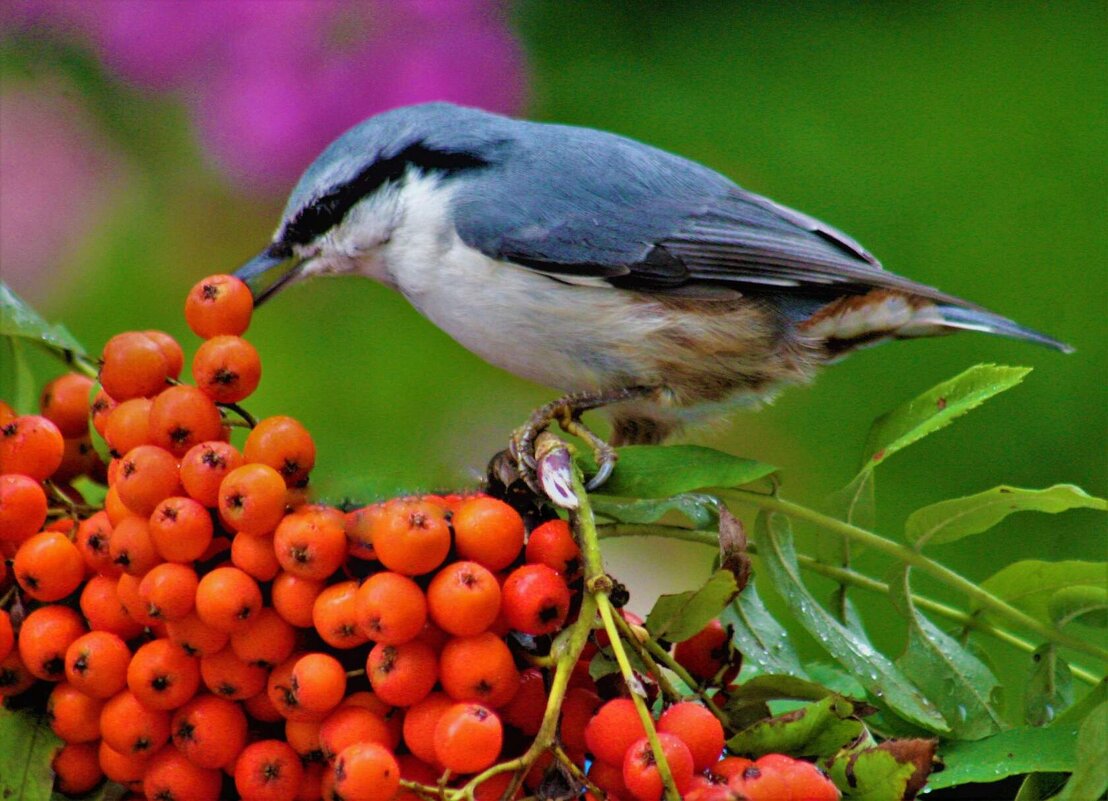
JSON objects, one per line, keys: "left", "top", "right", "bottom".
{"left": 509, "top": 386, "right": 657, "bottom": 494}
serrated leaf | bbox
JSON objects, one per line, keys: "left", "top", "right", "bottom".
{"left": 579, "top": 445, "right": 776, "bottom": 498}
{"left": 927, "top": 724, "right": 1079, "bottom": 790}
{"left": 722, "top": 584, "right": 810, "bottom": 679}
{"left": 1049, "top": 585, "right": 1108, "bottom": 628}
{"left": 1056, "top": 701, "right": 1108, "bottom": 801}
{"left": 590, "top": 493, "right": 719, "bottom": 528}
{"left": 728, "top": 695, "right": 863, "bottom": 758}
{"left": 754, "top": 512, "right": 948, "bottom": 733}
{"left": 978, "top": 560, "right": 1108, "bottom": 628}
{"left": 906, "top": 484, "right": 1106, "bottom": 548}
{"left": 645, "top": 569, "right": 738, "bottom": 643}
{"left": 890, "top": 565, "right": 1003, "bottom": 739}
{"left": 1025, "top": 645, "right": 1074, "bottom": 727}
{"left": 826, "top": 739, "right": 937, "bottom": 801}
{"left": 0, "top": 707, "right": 62, "bottom": 801}
{"left": 861, "top": 364, "right": 1030, "bottom": 470}
{"left": 0, "top": 282, "right": 86, "bottom": 356}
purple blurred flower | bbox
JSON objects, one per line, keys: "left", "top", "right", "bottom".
{"left": 0, "top": 81, "right": 128, "bottom": 303}
{"left": 3, "top": 0, "right": 527, "bottom": 194}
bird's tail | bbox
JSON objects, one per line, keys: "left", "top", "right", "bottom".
{"left": 935, "top": 305, "right": 1074, "bottom": 353}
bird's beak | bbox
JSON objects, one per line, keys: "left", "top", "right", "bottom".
{"left": 234, "top": 245, "right": 303, "bottom": 306}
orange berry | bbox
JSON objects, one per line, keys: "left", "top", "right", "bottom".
{"left": 0, "top": 473, "right": 48, "bottom": 543}
{"left": 0, "top": 609, "right": 12, "bottom": 663}
{"left": 320, "top": 705, "right": 395, "bottom": 762}
{"left": 40, "top": 372, "right": 94, "bottom": 438}
{"left": 658, "top": 701, "right": 725, "bottom": 771}
{"left": 273, "top": 571, "right": 324, "bottom": 628}
{"left": 586, "top": 698, "right": 647, "bottom": 766}
{"left": 47, "top": 681, "right": 104, "bottom": 743}
{"left": 332, "top": 742, "right": 400, "bottom": 801}
{"left": 149, "top": 496, "right": 214, "bottom": 563}
{"left": 402, "top": 691, "right": 453, "bottom": 765}
{"left": 195, "top": 566, "right": 262, "bottom": 633}
{"left": 501, "top": 563, "right": 571, "bottom": 636}
{"left": 79, "top": 574, "right": 144, "bottom": 640}
{"left": 139, "top": 562, "right": 200, "bottom": 621}
{"left": 355, "top": 571, "right": 428, "bottom": 645}
{"left": 366, "top": 640, "right": 439, "bottom": 708}
{"left": 148, "top": 385, "right": 224, "bottom": 456}
{"left": 179, "top": 440, "right": 243, "bottom": 507}
{"left": 52, "top": 742, "right": 104, "bottom": 796}
{"left": 199, "top": 647, "right": 267, "bottom": 700}
{"left": 560, "top": 686, "right": 601, "bottom": 753}
{"left": 116, "top": 571, "right": 159, "bottom": 627}
{"left": 273, "top": 505, "right": 347, "bottom": 580}
{"left": 14, "top": 530, "right": 84, "bottom": 602}
{"left": 100, "top": 688, "right": 171, "bottom": 756}
{"left": 115, "top": 444, "right": 181, "bottom": 516}
{"left": 526, "top": 518, "right": 582, "bottom": 580}
{"left": 439, "top": 632, "right": 520, "bottom": 708}
{"left": 102, "top": 396, "right": 152, "bottom": 457}
{"left": 19, "top": 604, "right": 87, "bottom": 681}
{"left": 193, "top": 335, "right": 261, "bottom": 404}
{"left": 673, "top": 618, "right": 731, "bottom": 682}
{"left": 0, "top": 414, "right": 64, "bottom": 480}
{"left": 434, "top": 702, "right": 503, "bottom": 774}
{"left": 127, "top": 638, "right": 201, "bottom": 710}
{"left": 230, "top": 607, "right": 296, "bottom": 668}
{"left": 142, "top": 329, "right": 185, "bottom": 378}
{"left": 0, "top": 650, "right": 36, "bottom": 697}
{"left": 427, "top": 560, "right": 501, "bottom": 637}
{"left": 371, "top": 499, "right": 451, "bottom": 576}
{"left": 89, "top": 388, "right": 117, "bottom": 439}
{"left": 285, "top": 718, "right": 323, "bottom": 760}
{"left": 503, "top": 667, "right": 548, "bottom": 737}
{"left": 452, "top": 496, "right": 524, "bottom": 572}
{"left": 289, "top": 652, "right": 347, "bottom": 714}
{"left": 108, "top": 514, "right": 163, "bottom": 576}
{"left": 99, "top": 331, "right": 170, "bottom": 400}
{"left": 243, "top": 415, "right": 316, "bottom": 488}
{"left": 172, "top": 692, "right": 249, "bottom": 769}
{"left": 65, "top": 630, "right": 131, "bottom": 699}
{"left": 74, "top": 509, "right": 117, "bottom": 574}
{"left": 97, "top": 740, "right": 147, "bottom": 785}
{"left": 218, "top": 463, "right": 287, "bottom": 536}
{"left": 143, "top": 745, "right": 223, "bottom": 801}
{"left": 344, "top": 503, "right": 381, "bottom": 560}
{"left": 165, "top": 611, "right": 230, "bottom": 659}
{"left": 231, "top": 530, "right": 281, "bottom": 580}
{"left": 312, "top": 580, "right": 368, "bottom": 650}
{"left": 623, "top": 733, "right": 696, "bottom": 801}
{"left": 234, "top": 740, "right": 303, "bottom": 801}
{"left": 185, "top": 274, "right": 254, "bottom": 339}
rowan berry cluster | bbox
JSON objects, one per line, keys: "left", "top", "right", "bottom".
{"left": 1, "top": 274, "right": 841, "bottom": 801}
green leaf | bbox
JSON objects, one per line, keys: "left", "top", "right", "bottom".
{"left": 905, "top": 484, "right": 1106, "bottom": 548}
{"left": 0, "top": 707, "right": 62, "bottom": 801}
{"left": 1014, "top": 773, "right": 1070, "bottom": 801}
{"left": 861, "top": 364, "right": 1030, "bottom": 470}
{"left": 928, "top": 724, "right": 1079, "bottom": 790}
{"left": 1025, "top": 645, "right": 1074, "bottom": 727}
{"left": 590, "top": 493, "right": 720, "bottom": 529}
{"left": 1049, "top": 585, "right": 1108, "bottom": 628}
{"left": 580, "top": 445, "right": 776, "bottom": 498}
{"left": 978, "top": 560, "right": 1108, "bottom": 628}
{"left": 1053, "top": 678, "right": 1106, "bottom": 729}
{"left": 721, "top": 674, "right": 843, "bottom": 730}
{"left": 727, "top": 695, "right": 864, "bottom": 758}
{"left": 645, "top": 569, "right": 738, "bottom": 643}
{"left": 1056, "top": 701, "right": 1108, "bottom": 801}
{"left": 753, "top": 512, "right": 948, "bottom": 733}
{"left": 722, "top": 584, "right": 810, "bottom": 679}
{"left": 0, "top": 281, "right": 87, "bottom": 356}
{"left": 6, "top": 337, "right": 36, "bottom": 414}
{"left": 826, "top": 740, "right": 937, "bottom": 801}
{"left": 890, "top": 565, "right": 1004, "bottom": 739}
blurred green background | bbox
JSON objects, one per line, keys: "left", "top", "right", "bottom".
{"left": 2, "top": 2, "right": 1104, "bottom": 686}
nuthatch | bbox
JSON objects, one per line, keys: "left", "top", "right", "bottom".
{"left": 235, "top": 103, "right": 1070, "bottom": 488}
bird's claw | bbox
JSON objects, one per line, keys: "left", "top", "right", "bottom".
{"left": 585, "top": 446, "right": 617, "bottom": 491}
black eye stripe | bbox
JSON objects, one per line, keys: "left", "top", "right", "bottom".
{"left": 281, "top": 143, "right": 487, "bottom": 246}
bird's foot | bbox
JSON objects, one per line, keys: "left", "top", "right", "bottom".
{"left": 508, "top": 386, "right": 655, "bottom": 497}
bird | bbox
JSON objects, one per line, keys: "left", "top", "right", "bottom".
{"left": 234, "top": 102, "right": 1071, "bottom": 490}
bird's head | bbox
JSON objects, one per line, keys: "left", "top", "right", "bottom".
{"left": 235, "top": 102, "right": 510, "bottom": 302}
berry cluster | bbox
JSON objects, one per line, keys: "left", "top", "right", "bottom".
{"left": 0, "top": 274, "right": 841, "bottom": 801}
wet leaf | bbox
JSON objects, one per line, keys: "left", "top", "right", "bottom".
{"left": 1025, "top": 645, "right": 1074, "bottom": 727}
{"left": 905, "top": 484, "right": 1106, "bottom": 548}
{"left": 1014, "top": 772, "right": 1070, "bottom": 801}
{"left": 1056, "top": 701, "right": 1107, "bottom": 800}
{"left": 0, "top": 707, "right": 61, "bottom": 801}
{"left": 977, "top": 560, "right": 1108, "bottom": 627}
{"left": 722, "top": 584, "right": 809, "bottom": 679}
{"left": 645, "top": 569, "right": 738, "bottom": 643}
{"left": 727, "top": 695, "right": 864, "bottom": 758}
{"left": 754, "top": 512, "right": 948, "bottom": 733}
{"left": 590, "top": 493, "right": 719, "bottom": 528}
{"left": 861, "top": 364, "right": 1030, "bottom": 471}
{"left": 578, "top": 445, "right": 776, "bottom": 498}
{"left": 0, "top": 281, "right": 87, "bottom": 356}
{"left": 890, "top": 565, "right": 1003, "bottom": 739}
{"left": 927, "top": 724, "right": 1078, "bottom": 790}
{"left": 1048, "top": 585, "right": 1108, "bottom": 628}
{"left": 826, "top": 739, "right": 937, "bottom": 801}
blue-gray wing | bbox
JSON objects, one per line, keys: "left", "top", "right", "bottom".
{"left": 450, "top": 128, "right": 973, "bottom": 307}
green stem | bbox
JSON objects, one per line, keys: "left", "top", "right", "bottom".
{"left": 600, "top": 523, "right": 1102, "bottom": 686}
{"left": 721, "top": 490, "right": 1108, "bottom": 663}
{"left": 639, "top": 635, "right": 730, "bottom": 721}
